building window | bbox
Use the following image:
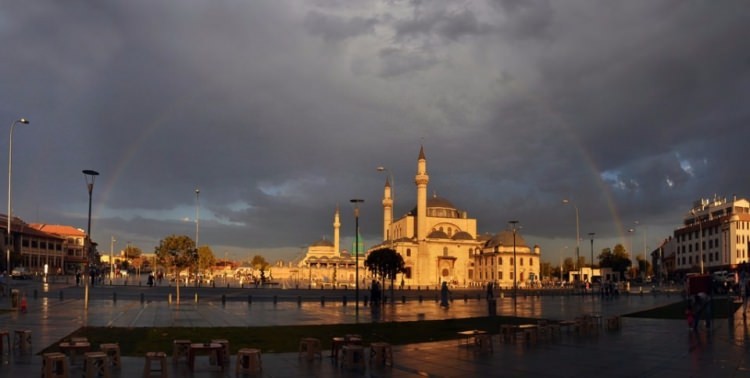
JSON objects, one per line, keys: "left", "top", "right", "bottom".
{"left": 499, "top": 272, "right": 503, "bottom": 280}
{"left": 520, "top": 258, "right": 524, "bottom": 266}
{"left": 404, "top": 267, "right": 412, "bottom": 279}
{"left": 499, "top": 257, "right": 503, "bottom": 265}
{"left": 406, "top": 249, "right": 411, "bottom": 257}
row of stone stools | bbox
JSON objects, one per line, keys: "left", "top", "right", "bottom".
{"left": 298, "top": 334, "right": 393, "bottom": 370}
{"left": 168, "top": 338, "right": 262, "bottom": 377}
{"left": 0, "top": 329, "right": 33, "bottom": 356}
{"left": 43, "top": 338, "right": 122, "bottom": 378}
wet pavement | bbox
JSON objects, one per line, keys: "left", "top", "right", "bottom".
{"left": 2, "top": 279, "right": 750, "bottom": 377}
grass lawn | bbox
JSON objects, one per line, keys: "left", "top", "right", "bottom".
{"left": 41, "top": 315, "right": 539, "bottom": 356}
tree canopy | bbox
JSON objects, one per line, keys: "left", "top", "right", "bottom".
{"left": 197, "top": 245, "right": 216, "bottom": 273}
{"left": 154, "top": 234, "right": 196, "bottom": 271}
{"left": 598, "top": 244, "right": 632, "bottom": 279}
{"left": 364, "top": 248, "right": 406, "bottom": 283}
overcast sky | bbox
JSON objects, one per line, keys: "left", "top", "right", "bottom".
{"left": 1, "top": 1, "right": 749, "bottom": 265}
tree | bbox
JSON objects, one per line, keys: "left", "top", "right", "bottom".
{"left": 154, "top": 235, "right": 196, "bottom": 275}
{"left": 197, "top": 246, "right": 216, "bottom": 274}
{"left": 598, "top": 244, "right": 632, "bottom": 280}
{"left": 250, "top": 255, "right": 270, "bottom": 283}
{"left": 364, "top": 248, "right": 406, "bottom": 303}
{"left": 123, "top": 245, "right": 143, "bottom": 259}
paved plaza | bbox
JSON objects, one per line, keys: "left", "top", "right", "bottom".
{"left": 1, "top": 279, "right": 750, "bottom": 377}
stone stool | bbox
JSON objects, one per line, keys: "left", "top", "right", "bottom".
{"left": 172, "top": 339, "right": 191, "bottom": 364}
{"left": 340, "top": 344, "right": 365, "bottom": 370}
{"left": 13, "top": 329, "right": 32, "bottom": 355}
{"left": 0, "top": 330, "right": 10, "bottom": 355}
{"left": 210, "top": 339, "right": 230, "bottom": 365}
{"left": 42, "top": 352, "right": 70, "bottom": 378}
{"left": 298, "top": 337, "right": 322, "bottom": 360}
{"left": 83, "top": 351, "right": 110, "bottom": 378}
{"left": 99, "top": 343, "right": 121, "bottom": 370}
{"left": 369, "top": 342, "right": 393, "bottom": 366}
{"left": 330, "top": 337, "right": 345, "bottom": 360}
{"left": 235, "top": 348, "right": 262, "bottom": 375}
{"left": 143, "top": 351, "right": 168, "bottom": 378}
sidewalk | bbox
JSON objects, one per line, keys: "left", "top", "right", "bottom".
{"left": 2, "top": 283, "right": 750, "bottom": 377}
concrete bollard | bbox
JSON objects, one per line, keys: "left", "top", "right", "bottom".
{"left": 464, "top": 294, "right": 468, "bottom": 303}
{"left": 419, "top": 295, "right": 423, "bottom": 303}
{"left": 402, "top": 296, "right": 406, "bottom": 304}
{"left": 320, "top": 296, "right": 325, "bottom": 306}
{"left": 221, "top": 294, "right": 225, "bottom": 305}
{"left": 364, "top": 295, "right": 369, "bottom": 307}
{"left": 196, "top": 293, "right": 200, "bottom": 303}
{"left": 140, "top": 293, "right": 145, "bottom": 303}
{"left": 273, "top": 295, "right": 278, "bottom": 305}
{"left": 298, "top": 296, "right": 302, "bottom": 307}
{"left": 113, "top": 292, "right": 117, "bottom": 303}
{"left": 59, "top": 290, "right": 63, "bottom": 301}
{"left": 168, "top": 293, "right": 172, "bottom": 304}
{"left": 34, "top": 289, "right": 38, "bottom": 299}
{"left": 342, "top": 295, "right": 347, "bottom": 306}
{"left": 248, "top": 295, "right": 252, "bottom": 304}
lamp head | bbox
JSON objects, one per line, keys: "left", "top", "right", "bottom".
{"left": 376, "top": 166, "right": 385, "bottom": 172}
{"left": 18, "top": 118, "right": 29, "bottom": 124}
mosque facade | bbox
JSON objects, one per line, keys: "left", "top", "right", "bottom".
{"left": 284, "top": 146, "right": 542, "bottom": 289}
{"left": 368, "top": 147, "right": 542, "bottom": 288}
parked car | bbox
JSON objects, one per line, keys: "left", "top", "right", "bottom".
{"left": 11, "top": 267, "right": 32, "bottom": 280}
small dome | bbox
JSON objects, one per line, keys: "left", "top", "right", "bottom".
{"left": 452, "top": 231, "right": 474, "bottom": 240}
{"left": 427, "top": 230, "right": 449, "bottom": 239}
{"left": 484, "top": 230, "right": 527, "bottom": 249}
{"left": 427, "top": 196, "right": 456, "bottom": 210}
{"left": 310, "top": 239, "right": 334, "bottom": 247}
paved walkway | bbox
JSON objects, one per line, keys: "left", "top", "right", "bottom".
{"left": 2, "top": 281, "right": 750, "bottom": 377}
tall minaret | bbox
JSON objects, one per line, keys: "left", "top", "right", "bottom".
{"left": 333, "top": 205, "right": 341, "bottom": 255}
{"left": 382, "top": 178, "right": 393, "bottom": 241}
{"left": 415, "top": 146, "right": 429, "bottom": 241}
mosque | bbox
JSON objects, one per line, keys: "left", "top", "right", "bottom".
{"left": 289, "top": 146, "right": 542, "bottom": 289}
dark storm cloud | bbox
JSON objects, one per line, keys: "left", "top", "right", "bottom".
{"left": 2, "top": 0, "right": 749, "bottom": 262}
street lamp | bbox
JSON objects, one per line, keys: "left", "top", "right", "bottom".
{"left": 562, "top": 199, "right": 580, "bottom": 283}
{"left": 350, "top": 199, "right": 364, "bottom": 320}
{"left": 82, "top": 169, "right": 99, "bottom": 310}
{"left": 6, "top": 118, "right": 28, "bottom": 278}
{"left": 109, "top": 236, "right": 116, "bottom": 285}
{"left": 589, "top": 232, "right": 595, "bottom": 294}
{"left": 376, "top": 166, "right": 394, "bottom": 242}
{"left": 195, "top": 188, "right": 200, "bottom": 286}
{"left": 509, "top": 220, "right": 519, "bottom": 300}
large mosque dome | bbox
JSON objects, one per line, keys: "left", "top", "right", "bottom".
{"left": 409, "top": 195, "right": 463, "bottom": 218}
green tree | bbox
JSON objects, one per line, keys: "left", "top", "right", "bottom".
{"left": 364, "top": 248, "right": 406, "bottom": 303}
{"left": 123, "top": 245, "right": 143, "bottom": 259}
{"left": 197, "top": 246, "right": 216, "bottom": 274}
{"left": 598, "top": 244, "right": 632, "bottom": 279}
{"left": 154, "top": 235, "right": 197, "bottom": 275}
{"left": 251, "top": 255, "right": 270, "bottom": 282}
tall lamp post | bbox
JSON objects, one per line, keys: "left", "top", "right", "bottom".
{"left": 82, "top": 169, "right": 99, "bottom": 310}
{"left": 195, "top": 188, "right": 200, "bottom": 286}
{"left": 588, "top": 232, "right": 595, "bottom": 294}
{"left": 6, "top": 118, "right": 28, "bottom": 279}
{"left": 109, "top": 236, "right": 116, "bottom": 285}
{"left": 562, "top": 200, "right": 580, "bottom": 283}
{"left": 350, "top": 199, "right": 364, "bottom": 320}
{"left": 509, "top": 220, "right": 519, "bottom": 301}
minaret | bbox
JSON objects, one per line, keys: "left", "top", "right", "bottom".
{"left": 333, "top": 205, "right": 341, "bottom": 255}
{"left": 415, "top": 146, "right": 429, "bottom": 241}
{"left": 382, "top": 178, "right": 393, "bottom": 241}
